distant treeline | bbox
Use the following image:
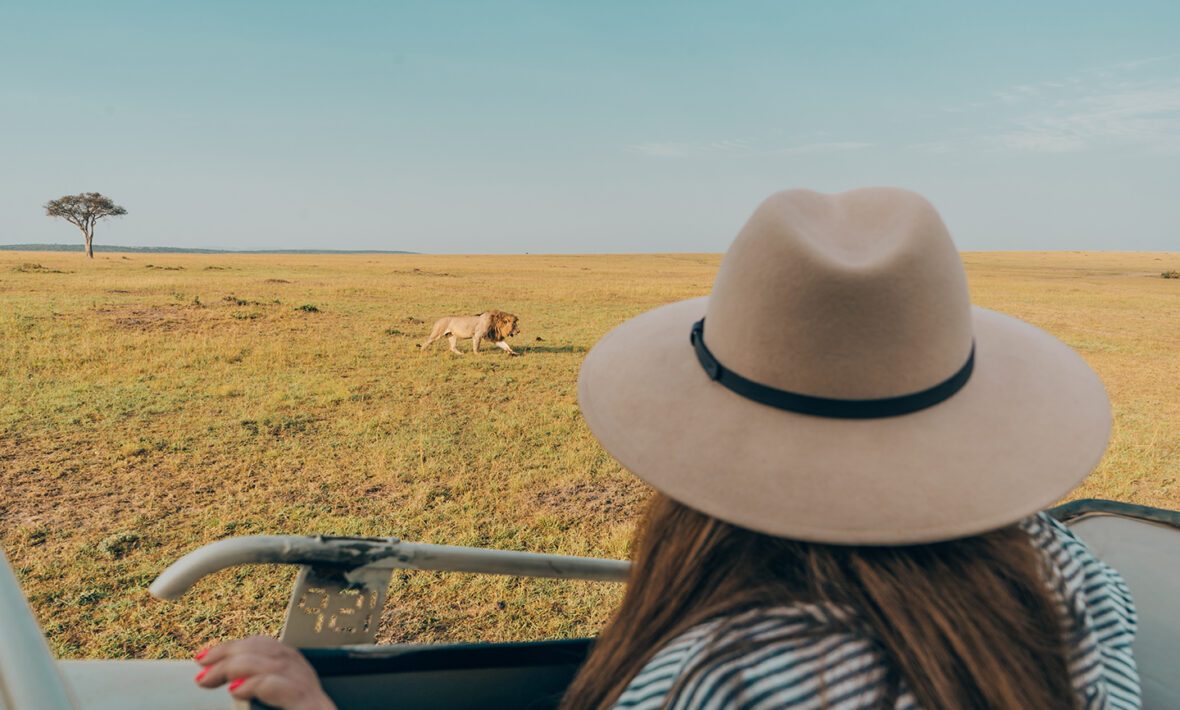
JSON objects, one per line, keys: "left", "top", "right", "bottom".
{"left": 0, "top": 244, "right": 418, "bottom": 254}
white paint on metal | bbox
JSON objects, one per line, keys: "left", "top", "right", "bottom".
{"left": 0, "top": 548, "right": 78, "bottom": 710}
{"left": 58, "top": 660, "right": 233, "bottom": 710}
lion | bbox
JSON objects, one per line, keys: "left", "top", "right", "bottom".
{"left": 420, "top": 310, "right": 520, "bottom": 355}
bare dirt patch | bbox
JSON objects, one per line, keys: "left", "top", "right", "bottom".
{"left": 98, "top": 304, "right": 197, "bottom": 332}
{"left": 393, "top": 268, "right": 453, "bottom": 277}
{"left": 222, "top": 295, "right": 264, "bottom": 306}
{"left": 533, "top": 477, "right": 649, "bottom": 524}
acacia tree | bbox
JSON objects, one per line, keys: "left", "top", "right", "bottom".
{"left": 44, "top": 192, "right": 127, "bottom": 259}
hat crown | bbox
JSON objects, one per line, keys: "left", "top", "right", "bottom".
{"left": 704, "top": 187, "right": 973, "bottom": 400}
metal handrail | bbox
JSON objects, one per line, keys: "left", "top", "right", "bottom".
{"left": 1047, "top": 498, "right": 1180, "bottom": 529}
{"left": 0, "top": 548, "right": 78, "bottom": 710}
{"left": 150, "top": 535, "right": 631, "bottom": 600}
{"left": 148, "top": 501, "right": 1180, "bottom": 602}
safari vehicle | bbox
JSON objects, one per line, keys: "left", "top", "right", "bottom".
{"left": 2, "top": 499, "right": 1177, "bottom": 710}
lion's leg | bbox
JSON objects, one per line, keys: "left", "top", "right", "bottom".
{"left": 421, "top": 322, "right": 446, "bottom": 349}
{"left": 495, "top": 341, "right": 517, "bottom": 356}
{"left": 472, "top": 336, "right": 482, "bottom": 354}
{"left": 447, "top": 335, "right": 462, "bottom": 354}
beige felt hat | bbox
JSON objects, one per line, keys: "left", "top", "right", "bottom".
{"left": 578, "top": 187, "right": 1111, "bottom": 544}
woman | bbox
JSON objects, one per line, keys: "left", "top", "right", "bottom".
{"left": 561, "top": 494, "right": 1136, "bottom": 709}
{"left": 195, "top": 188, "right": 1138, "bottom": 708}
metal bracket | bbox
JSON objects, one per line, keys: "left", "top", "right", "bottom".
{"left": 279, "top": 564, "right": 393, "bottom": 648}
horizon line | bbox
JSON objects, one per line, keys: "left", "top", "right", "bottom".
{"left": 2, "top": 243, "right": 1179, "bottom": 257}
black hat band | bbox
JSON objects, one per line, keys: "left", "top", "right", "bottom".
{"left": 690, "top": 318, "right": 974, "bottom": 419}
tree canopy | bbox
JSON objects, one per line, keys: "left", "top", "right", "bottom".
{"left": 45, "top": 192, "right": 127, "bottom": 259}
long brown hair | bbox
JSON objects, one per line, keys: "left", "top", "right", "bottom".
{"left": 562, "top": 493, "right": 1076, "bottom": 709}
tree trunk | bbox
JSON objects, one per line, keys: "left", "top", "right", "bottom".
{"left": 84, "top": 229, "right": 94, "bottom": 259}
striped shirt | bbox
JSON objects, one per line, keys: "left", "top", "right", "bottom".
{"left": 612, "top": 513, "right": 1139, "bottom": 710}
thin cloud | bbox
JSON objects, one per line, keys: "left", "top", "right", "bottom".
{"left": 1097, "top": 55, "right": 1175, "bottom": 72}
{"left": 629, "top": 142, "right": 693, "bottom": 157}
{"left": 628, "top": 138, "right": 870, "bottom": 158}
{"left": 990, "top": 84, "right": 1180, "bottom": 153}
{"left": 908, "top": 141, "right": 957, "bottom": 154}
{"left": 627, "top": 139, "right": 752, "bottom": 158}
{"left": 917, "top": 57, "right": 1180, "bottom": 155}
{"left": 776, "top": 141, "right": 873, "bottom": 155}
{"left": 708, "top": 139, "right": 754, "bottom": 152}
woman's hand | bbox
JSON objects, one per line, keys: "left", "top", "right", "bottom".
{"left": 194, "top": 635, "right": 337, "bottom": 710}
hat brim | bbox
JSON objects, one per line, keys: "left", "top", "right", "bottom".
{"left": 578, "top": 298, "right": 1111, "bottom": 545}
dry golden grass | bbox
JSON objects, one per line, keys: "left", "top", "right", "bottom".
{"left": 0, "top": 249, "right": 1176, "bottom": 659}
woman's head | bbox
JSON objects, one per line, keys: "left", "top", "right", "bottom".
{"left": 563, "top": 493, "right": 1076, "bottom": 709}
{"left": 577, "top": 187, "right": 1110, "bottom": 545}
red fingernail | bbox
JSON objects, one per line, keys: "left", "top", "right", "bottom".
{"left": 195, "top": 668, "right": 208, "bottom": 682}
{"left": 228, "top": 678, "right": 245, "bottom": 691}
{"left": 194, "top": 648, "right": 209, "bottom": 661}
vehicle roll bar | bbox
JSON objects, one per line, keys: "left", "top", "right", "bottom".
{"left": 0, "top": 548, "right": 78, "bottom": 710}
{"left": 150, "top": 535, "right": 631, "bottom": 649}
{"left": 1047, "top": 498, "right": 1180, "bottom": 529}
{"left": 149, "top": 535, "right": 631, "bottom": 600}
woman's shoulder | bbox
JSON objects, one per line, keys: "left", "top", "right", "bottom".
{"left": 1022, "top": 511, "right": 1136, "bottom": 613}
{"left": 611, "top": 606, "right": 903, "bottom": 710}
{"left": 1023, "top": 512, "right": 1140, "bottom": 707}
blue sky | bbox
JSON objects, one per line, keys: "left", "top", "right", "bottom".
{"left": 2, "top": 1, "right": 1178, "bottom": 253}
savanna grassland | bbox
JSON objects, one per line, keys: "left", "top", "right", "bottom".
{"left": 1, "top": 249, "right": 1178, "bottom": 659}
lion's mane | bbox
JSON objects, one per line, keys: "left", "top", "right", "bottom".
{"left": 487, "top": 310, "right": 518, "bottom": 341}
